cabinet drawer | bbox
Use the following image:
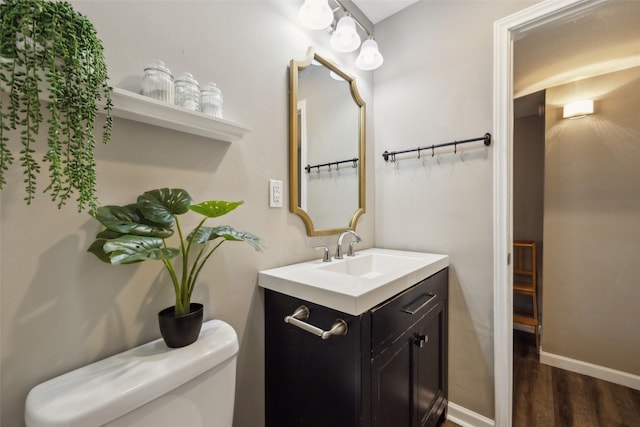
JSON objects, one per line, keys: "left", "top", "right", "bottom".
{"left": 371, "top": 268, "right": 447, "bottom": 353}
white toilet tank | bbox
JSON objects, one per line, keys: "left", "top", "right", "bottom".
{"left": 25, "top": 319, "right": 238, "bottom": 427}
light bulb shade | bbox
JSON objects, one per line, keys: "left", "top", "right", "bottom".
{"left": 356, "top": 38, "right": 384, "bottom": 70}
{"left": 330, "top": 15, "right": 361, "bottom": 52}
{"left": 563, "top": 99, "right": 594, "bottom": 119}
{"left": 298, "top": 0, "right": 334, "bottom": 30}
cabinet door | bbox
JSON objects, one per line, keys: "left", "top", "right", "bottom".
{"left": 415, "top": 302, "right": 447, "bottom": 427}
{"left": 371, "top": 333, "right": 413, "bottom": 427}
{"left": 265, "top": 290, "right": 368, "bottom": 427}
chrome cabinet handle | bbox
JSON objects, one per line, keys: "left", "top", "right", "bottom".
{"left": 284, "top": 305, "right": 348, "bottom": 339}
{"left": 400, "top": 293, "right": 437, "bottom": 315}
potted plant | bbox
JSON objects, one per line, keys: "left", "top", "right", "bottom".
{"left": 88, "top": 188, "right": 264, "bottom": 347}
{"left": 0, "top": 0, "right": 113, "bottom": 212}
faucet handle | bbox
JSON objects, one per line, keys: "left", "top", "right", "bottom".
{"left": 347, "top": 241, "right": 359, "bottom": 257}
{"left": 314, "top": 246, "right": 331, "bottom": 262}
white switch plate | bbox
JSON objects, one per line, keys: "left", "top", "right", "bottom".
{"left": 269, "top": 179, "right": 283, "bottom": 208}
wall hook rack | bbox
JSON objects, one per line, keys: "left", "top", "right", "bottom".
{"left": 306, "top": 157, "right": 359, "bottom": 173}
{"left": 382, "top": 132, "right": 491, "bottom": 162}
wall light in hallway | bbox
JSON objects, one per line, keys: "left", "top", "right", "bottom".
{"left": 563, "top": 99, "right": 594, "bottom": 119}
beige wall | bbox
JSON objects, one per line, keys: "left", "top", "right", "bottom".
{"left": 0, "top": 2, "right": 376, "bottom": 426}
{"left": 514, "top": 113, "right": 545, "bottom": 244}
{"left": 372, "top": 0, "right": 538, "bottom": 419}
{"left": 513, "top": 110, "right": 545, "bottom": 315}
{"left": 542, "top": 66, "right": 640, "bottom": 375}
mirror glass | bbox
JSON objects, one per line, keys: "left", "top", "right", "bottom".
{"left": 289, "top": 48, "right": 365, "bottom": 236}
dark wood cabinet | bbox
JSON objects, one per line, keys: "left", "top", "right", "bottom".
{"left": 265, "top": 268, "right": 448, "bottom": 427}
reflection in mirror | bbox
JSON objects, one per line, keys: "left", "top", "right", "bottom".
{"left": 290, "top": 47, "right": 365, "bottom": 236}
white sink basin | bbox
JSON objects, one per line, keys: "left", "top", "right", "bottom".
{"left": 317, "top": 253, "right": 423, "bottom": 278}
{"left": 258, "top": 248, "right": 449, "bottom": 315}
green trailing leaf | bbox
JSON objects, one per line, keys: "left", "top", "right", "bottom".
{"left": 88, "top": 189, "right": 264, "bottom": 316}
{"left": 102, "top": 235, "right": 179, "bottom": 265}
{"left": 0, "top": 0, "right": 112, "bottom": 212}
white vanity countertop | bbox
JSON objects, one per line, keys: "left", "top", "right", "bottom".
{"left": 258, "top": 248, "right": 449, "bottom": 315}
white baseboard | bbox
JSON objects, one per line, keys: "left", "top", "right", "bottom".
{"left": 447, "top": 402, "right": 495, "bottom": 427}
{"left": 540, "top": 350, "right": 640, "bottom": 391}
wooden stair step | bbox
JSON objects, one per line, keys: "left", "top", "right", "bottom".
{"left": 514, "top": 314, "right": 539, "bottom": 327}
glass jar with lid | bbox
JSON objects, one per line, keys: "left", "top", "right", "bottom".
{"left": 174, "top": 72, "right": 200, "bottom": 112}
{"left": 201, "top": 82, "right": 224, "bottom": 119}
{"left": 142, "top": 60, "right": 174, "bottom": 103}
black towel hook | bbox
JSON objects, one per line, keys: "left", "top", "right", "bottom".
{"left": 381, "top": 133, "right": 492, "bottom": 162}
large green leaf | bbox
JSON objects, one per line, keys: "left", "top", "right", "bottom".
{"left": 87, "top": 239, "right": 112, "bottom": 263}
{"left": 102, "top": 235, "right": 180, "bottom": 264}
{"left": 137, "top": 188, "right": 193, "bottom": 226}
{"left": 189, "top": 200, "right": 243, "bottom": 218}
{"left": 94, "top": 205, "right": 173, "bottom": 238}
{"left": 87, "top": 228, "right": 124, "bottom": 263}
{"left": 189, "top": 225, "right": 265, "bottom": 251}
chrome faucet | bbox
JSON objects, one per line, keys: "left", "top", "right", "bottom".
{"left": 335, "top": 230, "right": 362, "bottom": 259}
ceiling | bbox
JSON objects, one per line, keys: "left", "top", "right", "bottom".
{"left": 513, "top": 0, "right": 640, "bottom": 98}
{"left": 350, "top": 1, "right": 640, "bottom": 119}
{"left": 351, "top": 0, "right": 419, "bottom": 24}
{"left": 514, "top": 0, "right": 640, "bottom": 117}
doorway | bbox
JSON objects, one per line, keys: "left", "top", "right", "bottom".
{"left": 492, "top": 0, "right": 640, "bottom": 425}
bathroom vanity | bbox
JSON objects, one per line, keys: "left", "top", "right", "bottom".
{"left": 259, "top": 249, "right": 449, "bottom": 427}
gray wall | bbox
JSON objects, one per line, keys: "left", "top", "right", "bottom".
{"left": 0, "top": 1, "right": 553, "bottom": 425}
{"left": 0, "top": 2, "right": 376, "bottom": 426}
{"left": 543, "top": 66, "right": 640, "bottom": 374}
{"left": 372, "top": 0, "right": 538, "bottom": 419}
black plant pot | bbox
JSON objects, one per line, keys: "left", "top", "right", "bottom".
{"left": 158, "top": 303, "right": 204, "bottom": 348}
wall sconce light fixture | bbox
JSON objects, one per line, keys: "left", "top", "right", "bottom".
{"left": 330, "top": 14, "right": 361, "bottom": 52}
{"left": 298, "top": 0, "right": 334, "bottom": 30}
{"left": 563, "top": 99, "right": 594, "bottom": 119}
{"left": 298, "top": 0, "right": 384, "bottom": 71}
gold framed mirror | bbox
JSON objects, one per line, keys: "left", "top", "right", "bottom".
{"left": 289, "top": 47, "right": 366, "bottom": 236}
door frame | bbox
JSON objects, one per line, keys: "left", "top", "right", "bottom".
{"left": 492, "top": 0, "right": 606, "bottom": 425}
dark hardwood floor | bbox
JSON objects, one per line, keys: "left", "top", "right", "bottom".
{"left": 513, "top": 330, "right": 640, "bottom": 427}
{"left": 441, "top": 331, "right": 639, "bottom": 427}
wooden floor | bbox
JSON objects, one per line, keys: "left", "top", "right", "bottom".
{"left": 513, "top": 330, "right": 640, "bottom": 427}
{"left": 442, "top": 332, "right": 640, "bottom": 427}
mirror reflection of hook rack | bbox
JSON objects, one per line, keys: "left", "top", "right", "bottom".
{"left": 382, "top": 132, "right": 491, "bottom": 162}
{"left": 306, "top": 157, "right": 359, "bottom": 174}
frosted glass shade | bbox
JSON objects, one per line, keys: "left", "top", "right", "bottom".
{"left": 355, "top": 38, "right": 384, "bottom": 70}
{"left": 563, "top": 99, "right": 594, "bottom": 119}
{"left": 330, "top": 15, "right": 361, "bottom": 53}
{"left": 298, "top": 0, "right": 334, "bottom": 30}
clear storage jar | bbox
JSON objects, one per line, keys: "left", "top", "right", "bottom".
{"left": 142, "top": 60, "right": 174, "bottom": 103}
{"left": 201, "top": 82, "right": 224, "bottom": 118}
{"left": 174, "top": 72, "right": 200, "bottom": 112}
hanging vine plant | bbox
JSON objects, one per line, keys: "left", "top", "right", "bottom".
{"left": 0, "top": 0, "right": 112, "bottom": 212}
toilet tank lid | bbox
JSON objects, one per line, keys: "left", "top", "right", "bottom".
{"left": 25, "top": 319, "right": 238, "bottom": 427}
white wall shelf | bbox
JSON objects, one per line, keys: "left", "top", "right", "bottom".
{"left": 109, "top": 87, "right": 250, "bottom": 142}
